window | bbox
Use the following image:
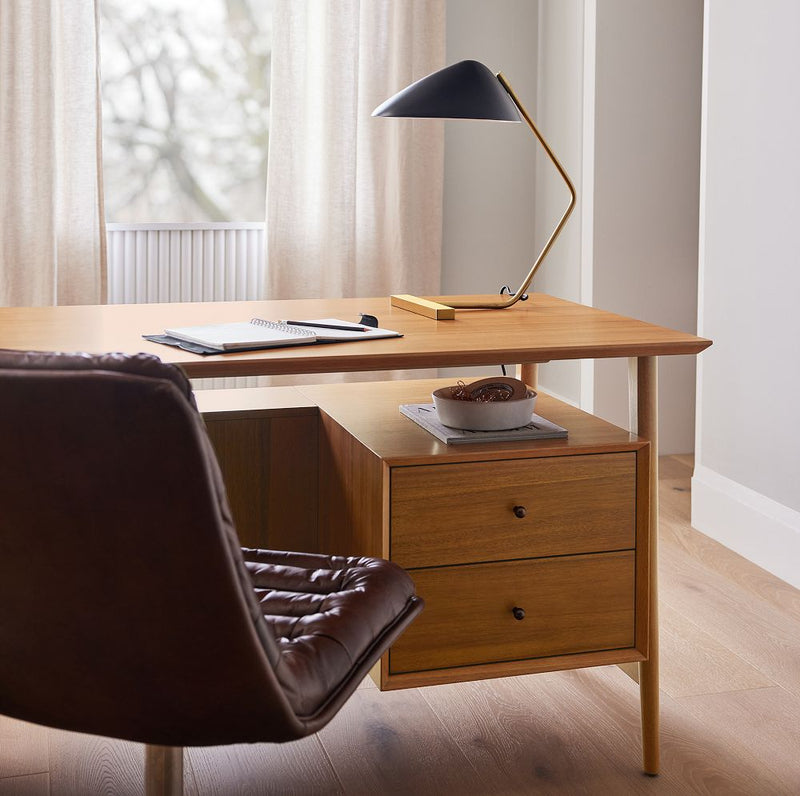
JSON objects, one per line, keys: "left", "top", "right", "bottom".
{"left": 100, "top": 0, "right": 273, "bottom": 223}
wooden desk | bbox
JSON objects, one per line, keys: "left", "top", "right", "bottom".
{"left": 0, "top": 293, "right": 707, "bottom": 377}
{"left": 0, "top": 294, "right": 710, "bottom": 775}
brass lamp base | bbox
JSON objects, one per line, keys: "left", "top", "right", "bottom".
{"left": 390, "top": 292, "right": 528, "bottom": 319}
{"left": 390, "top": 294, "right": 456, "bottom": 320}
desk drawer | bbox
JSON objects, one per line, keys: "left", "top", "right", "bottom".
{"left": 389, "top": 551, "right": 635, "bottom": 674}
{"left": 391, "top": 452, "right": 636, "bottom": 568}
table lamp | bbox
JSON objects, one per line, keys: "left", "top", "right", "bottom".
{"left": 373, "top": 59, "right": 576, "bottom": 320}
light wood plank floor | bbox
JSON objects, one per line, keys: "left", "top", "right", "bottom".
{"left": 2, "top": 456, "right": 799, "bottom": 795}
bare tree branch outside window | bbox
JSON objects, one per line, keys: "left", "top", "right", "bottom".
{"left": 100, "top": 0, "right": 272, "bottom": 222}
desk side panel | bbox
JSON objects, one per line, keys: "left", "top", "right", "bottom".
{"left": 203, "top": 409, "right": 319, "bottom": 551}
{"left": 317, "top": 411, "right": 386, "bottom": 559}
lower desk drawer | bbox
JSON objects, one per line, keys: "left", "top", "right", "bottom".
{"left": 389, "top": 551, "right": 635, "bottom": 674}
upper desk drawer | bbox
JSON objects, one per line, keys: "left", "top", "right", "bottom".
{"left": 391, "top": 452, "right": 637, "bottom": 568}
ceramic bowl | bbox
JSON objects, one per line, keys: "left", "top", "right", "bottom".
{"left": 432, "top": 387, "right": 537, "bottom": 431}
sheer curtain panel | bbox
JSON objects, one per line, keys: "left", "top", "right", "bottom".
{"left": 266, "top": 0, "right": 445, "bottom": 301}
{"left": 0, "top": 0, "right": 106, "bottom": 307}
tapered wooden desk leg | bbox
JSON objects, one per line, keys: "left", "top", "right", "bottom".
{"left": 517, "top": 363, "right": 539, "bottom": 390}
{"left": 634, "top": 356, "right": 660, "bottom": 775}
{"left": 145, "top": 745, "right": 183, "bottom": 796}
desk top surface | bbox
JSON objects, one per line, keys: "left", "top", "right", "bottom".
{"left": 0, "top": 294, "right": 711, "bottom": 378}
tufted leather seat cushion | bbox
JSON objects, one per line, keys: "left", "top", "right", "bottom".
{"left": 243, "top": 549, "right": 413, "bottom": 717}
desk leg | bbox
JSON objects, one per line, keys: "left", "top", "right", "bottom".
{"left": 632, "top": 356, "right": 659, "bottom": 775}
{"left": 517, "top": 363, "right": 539, "bottom": 389}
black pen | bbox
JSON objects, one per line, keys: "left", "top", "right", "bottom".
{"left": 283, "top": 320, "right": 369, "bottom": 332}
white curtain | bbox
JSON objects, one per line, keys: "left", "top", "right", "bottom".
{"left": 0, "top": 0, "right": 106, "bottom": 307}
{"left": 266, "top": 0, "right": 445, "bottom": 301}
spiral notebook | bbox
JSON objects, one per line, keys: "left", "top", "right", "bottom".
{"left": 154, "top": 317, "right": 401, "bottom": 353}
{"left": 162, "top": 318, "right": 315, "bottom": 351}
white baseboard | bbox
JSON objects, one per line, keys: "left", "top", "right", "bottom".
{"left": 691, "top": 464, "right": 800, "bottom": 589}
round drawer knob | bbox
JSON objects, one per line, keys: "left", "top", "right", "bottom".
{"left": 512, "top": 606, "right": 526, "bottom": 621}
{"left": 512, "top": 505, "right": 527, "bottom": 519}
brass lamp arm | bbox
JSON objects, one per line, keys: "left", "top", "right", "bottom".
{"left": 445, "top": 73, "right": 577, "bottom": 310}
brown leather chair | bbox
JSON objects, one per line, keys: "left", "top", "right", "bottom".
{"left": 0, "top": 350, "right": 423, "bottom": 795}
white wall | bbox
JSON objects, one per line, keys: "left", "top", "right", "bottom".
{"left": 532, "top": 1, "right": 704, "bottom": 455}
{"left": 693, "top": 0, "right": 800, "bottom": 588}
{"left": 531, "top": 0, "right": 586, "bottom": 404}
{"left": 442, "top": 1, "right": 539, "bottom": 296}
{"left": 586, "top": 0, "right": 704, "bottom": 454}
{"left": 442, "top": 0, "right": 799, "bottom": 586}
{"left": 444, "top": 2, "right": 704, "bottom": 455}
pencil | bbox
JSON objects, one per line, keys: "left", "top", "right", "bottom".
{"left": 283, "top": 321, "right": 369, "bottom": 332}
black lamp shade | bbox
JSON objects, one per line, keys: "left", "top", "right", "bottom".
{"left": 372, "top": 60, "right": 520, "bottom": 122}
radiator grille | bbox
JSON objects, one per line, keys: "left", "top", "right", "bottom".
{"left": 106, "top": 223, "right": 265, "bottom": 304}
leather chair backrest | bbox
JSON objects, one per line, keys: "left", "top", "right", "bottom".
{"left": 0, "top": 351, "right": 301, "bottom": 745}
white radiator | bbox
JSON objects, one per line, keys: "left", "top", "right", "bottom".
{"left": 106, "top": 222, "right": 266, "bottom": 390}
{"left": 106, "top": 222, "right": 265, "bottom": 304}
